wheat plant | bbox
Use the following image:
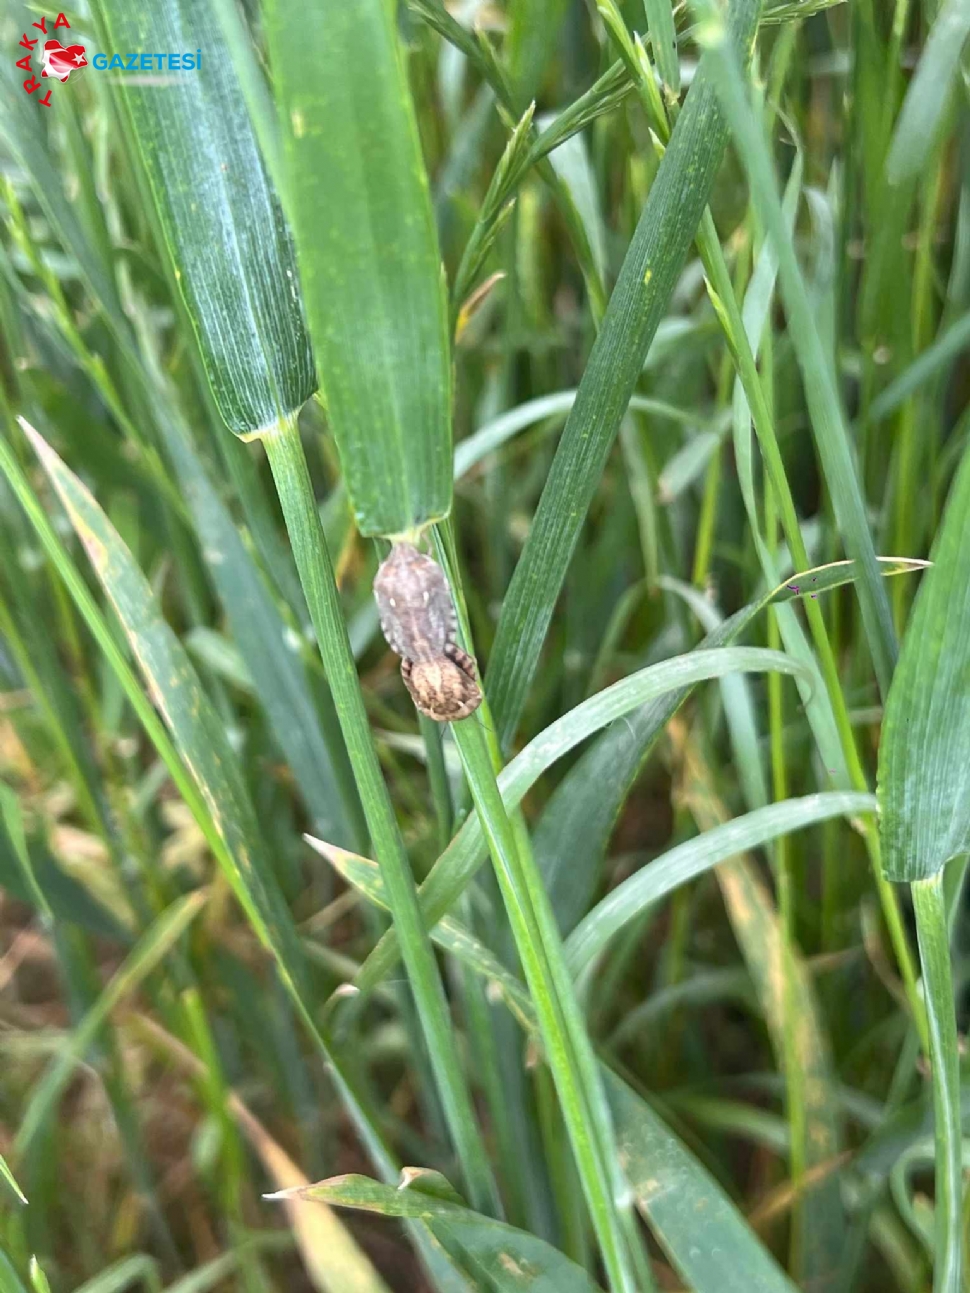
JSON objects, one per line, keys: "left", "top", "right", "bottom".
{"left": 0, "top": 1, "right": 968, "bottom": 1291}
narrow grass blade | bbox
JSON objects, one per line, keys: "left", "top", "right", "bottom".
{"left": 879, "top": 442, "right": 970, "bottom": 881}
{"left": 270, "top": 1174, "right": 604, "bottom": 1293}
{"left": 675, "top": 597, "right": 847, "bottom": 1283}
{"left": 878, "top": 443, "right": 970, "bottom": 1289}
{"left": 91, "top": 0, "right": 315, "bottom": 435}
{"left": 718, "top": 860, "right": 845, "bottom": 1285}
{"left": 159, "top": 410, "right": 361, "bottom": 847}
{"left": 641, "top": 0, "right": 681, "bottom": 96}
{"left": 7, "top": 418, "right": 400, "bottom": 1184}
{"left": 868, "top": 309, "right": 970, "bottom": 424}
{"left": 565, "top": 793, "right": 876, "bottom": 976}
{"left": 693, "top": 4, "right": 897, "bottom": 697}
{"left": 538, "top": 122, "right": 607, "bottom": 284}
{"left": 911, "top": 876, "right": 963, "bottom": 1293}
{"left": 454, "top": 393, "right": 691, "bottom": 479}
{"left": 0, "top": 1153, "right": 27, "bottom": 1207}
{"left": 484, "top": 0, "right": 763, "bottom": 747}
{"left": 15, "top": 890, "right": 206, "bottom": 1156}
{"left": 447, "top": 718, "right": 641, "bottom": 1292}
{"left": 69, "top": 1257, "right": 160, "bottom": 1293}
{"left": 19, "top": 420, "right": 310, "bottom": 982}
{"left": 266, "top": 0, "right": 452, "bottom": 536}
{"left": 0, "top": 781, "right": 51, "bottom": 923}
{"left": 0, "top": 60, "right": 125, "bottom": 335}
{"left": 885, "top": 0, "right": 970, "bottom": 185}
{"left": 307, "top": 839, "right": 535, "bottom": 1030}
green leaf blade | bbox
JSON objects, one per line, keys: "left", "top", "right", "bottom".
{"left": 276, "top": 1175, "right": 605, "bottom": 1292}
{"left": 609, "top": 1075, "right": 799, "bottom": 1293}
{"left": 484, "top": 0, "right": 763, "bottom": 747}
{"left": 879, "top": 442, "right": 970, "bottom": 881}
{"left": 267, "top": 0, "right": 453, "bottom": 536}
{"left": 565, "top": 793, "right": 877, "bottom": 976}
{"left": 886, "top": 0, "right": 970, "bottom": 185}
{"left": 92, "top": 0, "right": 315, "bottom": 435}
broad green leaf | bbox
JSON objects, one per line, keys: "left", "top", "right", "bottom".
{"left": 267, "top": 0, "right": 452, "bottom": 536}
{"left": 91, "top": 0, "right": 315, "bottom": 435}
{"left": 879, "top": 441, "right": 970, "bottom": 880}
{"left": 270, "top": 1174, "right": 604, "bottom": 1293}
{"left": 565, "top": 793, "right": 876, "bottom": 976}
{"left": 607, "top": 1075, "right": 799, "bottom": 1293}
{"left": 484, "top": 0, "right": 764, "bottom": 747}
{"left": 15, "top": 891, "right": 206, "bottom": 1155}
{"left": 885, "top": 0, "right": 970, "bottom": 185}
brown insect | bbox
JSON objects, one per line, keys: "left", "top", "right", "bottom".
{"left": 374, "top": 542, "right": 482, "bottom": 723}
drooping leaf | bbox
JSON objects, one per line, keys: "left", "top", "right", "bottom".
{"left": 349, "top": 558, "right": 920, "bottom": 998}
{"left": 346, "top": 644, "right": 812, "bottom": 998}
{"left": 270, "top": 1173, "right": 605, "bottom": 1293}
{"left": 565, "top": 793, "right": 876, "bottom": 976}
